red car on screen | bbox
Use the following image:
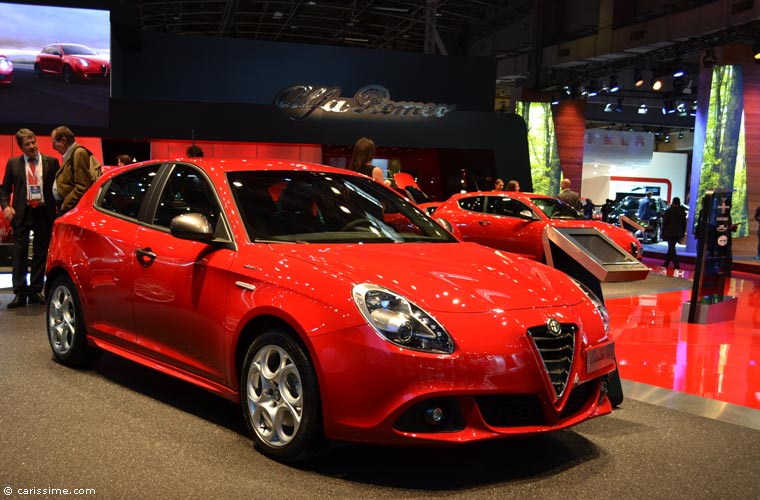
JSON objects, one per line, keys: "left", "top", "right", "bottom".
{"left": 0, "top": 55, "right": 13, "bottom": 85}
{"left": 432, "top": 191, "right": 643, "bottom": 262}
{"left": 34, "top": 43, "right": 109, "bottom": 83}
{"left": 45, "top": 158, "right": 616, "bottom": 463}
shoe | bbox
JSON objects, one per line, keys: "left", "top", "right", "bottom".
{"left": 7, "top": 295, "right": 26, "bottom": 309}
{"left": 27, "top": 292, "right": 45, "bottom": 305}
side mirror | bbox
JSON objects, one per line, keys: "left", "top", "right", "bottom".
{"left": 170, "top": 213, "right": 214, "bottom": 242}
{"left": 519, "top": 209, "right": 537, "bottom": 220}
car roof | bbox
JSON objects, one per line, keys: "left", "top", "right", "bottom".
{"left": 122, "top": 157, "right": 363, "bottom": 177}
{"left": 450, "top": 191, "right": 552, "bottom": 200}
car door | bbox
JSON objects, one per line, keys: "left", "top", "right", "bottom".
{"left": 483, "top": 196, "right": 543, "bottom": 259}
{"left": 130, "top": 163, "right": 235, "bottom": 385}
{"left": 84, "top": 163, "right": 164, "bottom": 348}
{"left": 442, "top": 195, "right": 489, "bottom": 241}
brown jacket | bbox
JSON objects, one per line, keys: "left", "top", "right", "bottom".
{"left": 55, "top": 144, "right": 94, "bottom": 212}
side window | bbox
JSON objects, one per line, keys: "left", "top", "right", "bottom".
{"left": 490, "top": 197, "right": 531, "bottom": 218}
{"left": 153, "top": 165, "right": 220, "bottom": 230}
{"left": 98, "top": 164, "right": 162, "bottom": 220}
{"left": 457, "top": 196, "right": 484, "bottom": 213}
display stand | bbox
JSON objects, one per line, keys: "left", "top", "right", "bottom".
{"left": 542, "top": 227, "right": 649, "bottom": 407}
{"left": 683, "top": 189, "right": 738, "bottom": 324}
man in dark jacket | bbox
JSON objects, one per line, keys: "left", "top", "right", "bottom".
{"left": 0, "top": 128, "right": 60, "bottom": 307}
{"left": 661, "top": 197, "right": 687, "bottom": 269}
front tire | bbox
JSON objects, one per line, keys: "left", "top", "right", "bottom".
{"left": 33, "top": 63, "right": 42, "bottom": 78}
{"left": 47, "top": 275, "right": 99, "bottom": 367}
{"left": 62, "top": 66, "right": 74, "bottom": 83}
{"left": 241, "top": 329, "right": 326, "bottom": 463}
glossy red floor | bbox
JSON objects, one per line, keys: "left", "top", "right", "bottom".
{"left": 608, "top": 258, "right": 760, "bottom": 412}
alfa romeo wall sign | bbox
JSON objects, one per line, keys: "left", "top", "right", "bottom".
{"left": 274, "top": 84, "right": 456, "bottom": 121}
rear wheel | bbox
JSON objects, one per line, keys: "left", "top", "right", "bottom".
{"left": 47, "top": 276, "right": 99, "bottom": 367}
{"left": 241, "top": 329, "right": 326, "bottom": 463}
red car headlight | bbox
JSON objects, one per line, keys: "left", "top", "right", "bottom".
{"left": 352, "top": 283, "right": 455, "bottom": 354}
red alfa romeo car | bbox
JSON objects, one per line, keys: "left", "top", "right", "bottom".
{"left": 432, "top": 191, "right": 643, "bottom": 262}
{"left": 34, "top": 43, "right": 110, "bottom": 83}
{"left": 45, "top": 158, "right": 616, "bottom": 462}
{"left": 0, "top": 55, "right": 13, "bottom": 85}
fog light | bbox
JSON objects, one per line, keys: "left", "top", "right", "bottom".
{"left": 424, "top": 406, "right": 445, "bottom": 425}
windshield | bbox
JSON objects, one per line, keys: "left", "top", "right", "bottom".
{"left": 228, "top": 170, "right": 457, "bottom": 244}
{"left": 531, "top": 197, "right": 585, "bottom": 220}
{"left": 61, "top": 44, "right": 98, "bottom": 56}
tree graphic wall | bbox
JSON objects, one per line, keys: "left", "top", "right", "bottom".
{"left": 514, "top": 102, "right": 561, "bottom": 195}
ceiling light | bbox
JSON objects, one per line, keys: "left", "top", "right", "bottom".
{"left": 604, "top": 102, "right": 614, "bottom": 112}
{"left": 634, "top": 68, "right": 644, "bottom": 87}
{"left": 651, "top": 78, "right": 663, "bottom": 91}
{"left": 615, "top": 98, "right": 623, "bottom": 113}
{"left": 586, "top": 80, "right": 600, "bottom": 97}
{"left": 753, "top": 39, "right": 760, "bottom": 61}
{"left": 344, "top": 36, "right": 369, "bottom": 43}
{"left": 672, "top": 60, "right": 685, "bottom": 78}
{"left": 273, "top": 11, "right": 283, "bottom": 19}
{"left": 608, "top": 75, "right": 620, "bottom": 93}
{"left": 551, "top": 95, "right": 560, "bottom": 105}
{"left": 373, "top": 6, "right": 410, "bottom": 13}
{"left": 638, "top": 102, "right": 648, "bottom": 115}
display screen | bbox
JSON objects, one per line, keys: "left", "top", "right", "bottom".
{"left": 566, "top": 234, "right": 633, "bottom": 264}
{"left": 0, "top": 2, "right": 110, "bottom": 129}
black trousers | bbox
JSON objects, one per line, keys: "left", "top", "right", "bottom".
{"left": 663, "top": 237, "right": 680, "bottom": 268}
{"left": 11, "top": 205, "right": 52, "bottom": 296}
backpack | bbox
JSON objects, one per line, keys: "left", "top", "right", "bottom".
{"left": 75, "top": 145, "right": 103, "bottom": 183}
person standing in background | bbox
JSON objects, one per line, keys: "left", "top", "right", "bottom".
{"left": 0, "top": 129, "right": 59, "bottom": 308}
{"left": 583, "top": 198, "right": 595, "bottom": 219}
{"left": 186, "top": 144, "right": 204, "bottom": 157}
{"left": 661, "top": 197, "right": 687, "bottom": 269}
{"left": 493, "top": 178, "right": 504, "bottom": 191}
{"left": 116, "top": 154, "right": 132, "bottom": 166}
{"left": 51, "top": 125, "right": 95, "bottom": 214}
{"left": 349, "top": 137, "right": 390, "bottom": 185}
{"left": 505, "top": 179, "right": 520, "bottom": 191}
{"left": 557, "top": 178, "right": 582, "bottom": 210}
{"left": 637, "top": 192, "right": 655, "bottom": 243}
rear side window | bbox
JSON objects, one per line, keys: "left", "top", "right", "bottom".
{"left": 98, "top": 164, "right": 162, "bottom": 220}
{"left": 457, "top": 196, "right": 485, "bottom": 213}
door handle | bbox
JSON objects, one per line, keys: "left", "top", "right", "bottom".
{"left": 478, "top": 220, "right": 490, "bottom": 226}
{"left": 136, "top": 247, "right": 157, "bottom": 267}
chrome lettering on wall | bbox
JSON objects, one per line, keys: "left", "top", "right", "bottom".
{"left": 274, "top": 84, "right": 455, "bottom": 121}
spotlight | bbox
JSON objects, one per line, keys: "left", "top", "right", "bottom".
{"left": 678, "top": 131, "right": 685, "bottom": 139}
{"left": 634, "top": 68, "right": 644, "bottom": 87}
{"left": 608, "top": 75, "right": 620, "bottom": 93}
{"left": 651, "top": 77, "right": 663, "bottom": 91}
{"left": 753, "top": 39, "right": 760, "bottom": 61}
{"left": 676, "top": 101, "right": 689, "bottom": 116}
{"left": 672, "top": 60, "right": 685, "bottom": 78}
{"left": 587, "top": 80, "right": 600, "bottom": 97}
{"left": 638, "top": 102, "right": 648, "bottom": 115}
{"left": 604, "top": 102, "right": 614, "bottom": 112}
{"left": 664, "top": 134, "right": 670, "bottom": 143}
{"left": 551, "top": 94, "right": 559, "bottom": 105}
{"left": 615, "top": 98, "right": 623, "bottom": 113}
{"left": 562, "top": 84, "right": 572, "bottom": 96}
{"left": 703, "top": 48, "right": 717, "bottom": 68}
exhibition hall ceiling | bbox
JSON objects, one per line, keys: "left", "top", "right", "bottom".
{"left": 135, "top": 1, "right": 760, "bottom": 130}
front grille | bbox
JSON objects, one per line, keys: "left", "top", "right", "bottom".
{"left": 527, "top": 323, "right": 576, "bottom": 399}
{"left": 558, "top": 380, "right": 597, "bottom": 419}
{"left": 475, "top": 394, "right": 544, "bottom": 427}
{"left": 476, "top": 380, "right": 600, "bottom": 428}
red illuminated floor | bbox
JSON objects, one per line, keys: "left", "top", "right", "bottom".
{"left": 607, "top": 260, "right": 760, "bottom": 413}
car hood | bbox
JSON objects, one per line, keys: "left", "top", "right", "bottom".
{"left": 270, "top": 242, "right": 583, "bottom": 313}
